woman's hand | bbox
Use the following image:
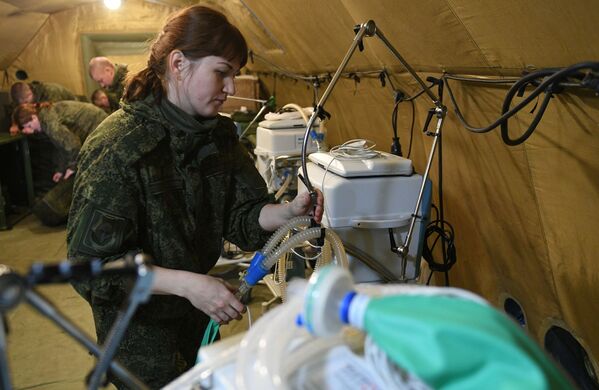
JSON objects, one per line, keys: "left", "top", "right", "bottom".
{"left": 152, "top": 266, "right": 245, "bottom": 325}
{"left": 182, "top": 274, "right": 245, "bottom": 325}
{"left": 259, "top": 189, "right": 324, "bottom": 231}
{"left": 288, "top": 189, "right": 324, "bottom": 223}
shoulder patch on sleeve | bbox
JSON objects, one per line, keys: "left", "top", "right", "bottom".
{"left": 77, "top": 208, "right": 132, "bottom": 257}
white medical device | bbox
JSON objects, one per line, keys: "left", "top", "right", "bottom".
{"left": 299, "top": 151, "right": 431, "bottom": 282}
{"left": 255, "top": 108, "right": 324, "bottom": 196}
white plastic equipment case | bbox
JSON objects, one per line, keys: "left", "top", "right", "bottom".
{"left": 298, "top": 152, "right": 431, "bottom": 282}
{"left": 254, "top": 118, "right": 320, "bottom": 157}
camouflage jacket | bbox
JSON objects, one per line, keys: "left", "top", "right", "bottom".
{"left": 67, "top": 96, "right": 273, "bottom": 318}
{"left": 37, "top": 101, "right": 107, "bottom": 172}
{"left": 31, "top": 81, "right": 76, "bottom": 102}
{"left": 105, "top": 63, "right": 128, "bottom": 110}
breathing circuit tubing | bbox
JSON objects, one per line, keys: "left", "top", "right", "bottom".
{"left": 236, "top": 216, "right": 349, "bottom": 299}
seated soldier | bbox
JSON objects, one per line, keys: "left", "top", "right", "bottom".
{"left": 12, "top": 101, "right": 107, "bottom": 225}
{"left": 91, "top": 88, "right": 112, "bottom": 114}
{"left": 9, "top": 81, "right": 77, "bottom": 135}
{"left": 88, "top": 57, "right": 128, "bottom": 111}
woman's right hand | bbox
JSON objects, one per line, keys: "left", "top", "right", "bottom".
{"left": 152, "top": 266, "right": 245, "bottom": 325}
{"left": 182, "top": 273, "right": 246, "bottom": 325}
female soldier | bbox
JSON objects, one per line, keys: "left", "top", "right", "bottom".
{"left": 12, "top": 101, "right": 107, "bottom": 225}
{"left": 66, "top": 5, "right": 322, "bottom": 389}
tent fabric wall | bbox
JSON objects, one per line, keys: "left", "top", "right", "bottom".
{"left": 4, "top": 0, "right": 175, "bottom": 95}
{"left": 0, "top": 0, "right": 598, "bottom": 379}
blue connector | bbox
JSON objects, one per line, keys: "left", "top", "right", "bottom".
{"left": 244, "top": 252, "right": 268, "bottom": 286}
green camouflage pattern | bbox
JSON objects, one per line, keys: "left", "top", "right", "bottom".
{"left": 67, "top": 95, "right": 273, "bottom": 388}
{"left": 30, "top": 81, "right": 76, "bottom": 102}
{"left": 37, "top": 101, "right": 107, "bottom": 172}
{"left": 105, "top": 63, "right": 128, "bottom": 111}
{"left": 32, "top": 176, "right": 74, "bottom": 226}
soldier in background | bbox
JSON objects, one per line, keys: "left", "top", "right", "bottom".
{"left": 9, "top": 81, "right": 77, "bottom": 135}
{"left": 12, "top": 101, "right": 107, "bottom": 225}
{"left": 88, "top": 56, "right": 128, "bottom": 111}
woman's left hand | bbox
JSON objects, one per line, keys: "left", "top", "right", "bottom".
{"left": 289, "top": 189, "right": 324, "bottom": 224}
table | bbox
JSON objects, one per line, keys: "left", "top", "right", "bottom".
{"left": 0, "top": 133, "right": 34, "bottom": 230}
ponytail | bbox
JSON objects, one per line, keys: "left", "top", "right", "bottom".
{"left": 123, "top": 67, "right": 164, "bottom": 103}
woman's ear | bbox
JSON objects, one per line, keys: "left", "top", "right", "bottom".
{"left": 168, "top": 50, "right": 189, "bottom": 79}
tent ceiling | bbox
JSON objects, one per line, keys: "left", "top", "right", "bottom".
{"left": 1, "top": 0, "right": 598, "bottom": 75}
{"left": 0, "top": 0, "right": 191, "bottom": 70}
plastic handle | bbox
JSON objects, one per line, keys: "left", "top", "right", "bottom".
{"left": 350, "top": 215, "right": 411, "bottom": 229}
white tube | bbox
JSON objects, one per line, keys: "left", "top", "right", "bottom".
{"left": 234, "top": 302, "right": 285, "bottom": 390}
{"left": 274, "top": 173, "right": 292, "bottom": 201}
{"left": 280, "top": 335, "right": 345, "bottom": 379}
{"left": 282, "top": 103, "right": 310, "bottom": 124}
{"left": 252, "top": 295, "right": 308, "bottom": 390}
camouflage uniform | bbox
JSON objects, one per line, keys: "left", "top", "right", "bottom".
{"left": 67, "top": 96, "right": 273, "bottom": 389}
{"left": 32, "top": 101, "right": 107, "bottom": 226}
{"left": 37, "top": 101, "right": 107, "bottom": 172}
{"left": 105, "top": 64, "right": 128, "bottom": 111}
{"left": 30, "top": 81, "right": 77, "bottom": 103}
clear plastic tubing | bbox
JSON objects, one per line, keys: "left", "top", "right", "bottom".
{"left": 324, "top": 229, "right": 349, "bottom": 268}
{"left": 234, "top": 301, "right": 285, "bottom": 390}
{"left": 261, "top": 216, "right": 312, "bottom": 257}
{"left": 252, "top": 296, "right": 307, "bottom": 390}
{"left": 263, "top": 228, "right": 348, "bottom": 271}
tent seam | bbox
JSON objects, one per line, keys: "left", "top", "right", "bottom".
{"left": 9, "top": 13, "right": 50, "bottom": 71}
{"left": 443, "top": 0, "right": 495, "bottom": 70}
{"left": 522, "top": 142, "right": 561, "bottom": 307}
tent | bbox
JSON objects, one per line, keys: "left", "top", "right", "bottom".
{"left": 1, "top": 0, "right": 597, "bottom": 386}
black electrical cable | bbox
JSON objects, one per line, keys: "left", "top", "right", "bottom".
{"left": 422, "top": 204, "right": 457, "bottom": 286}
{"left": 443, "top": 61, "right": 599, "bottom": 142}
{"left": 501, "top": 87, "right": 554, "bottom": 145}
{"left": 389, "top": 89, "right": 418, "bottom": 158}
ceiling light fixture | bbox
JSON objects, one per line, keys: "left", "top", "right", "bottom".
{"left": 104, "top": 0, "right": 122, "bottom": 10}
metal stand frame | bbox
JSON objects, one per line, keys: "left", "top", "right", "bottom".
{"left": 299, "top": 20, "right": 447, "bottom": 280}
{"left": 0, "top": 256, "right": 153, "bottom": 390}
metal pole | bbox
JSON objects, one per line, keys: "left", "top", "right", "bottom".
{"left": 25, "top": 290, "right": 148, "bottom": 389}
{"left": 239, "top": 103, "right": 269, "bottom": 140}
{"left": 300, "top": 20, "right": 377, "bottom": 193}
{"left": 374, "top": 28, "right": 441, "bottom": 107}
{"left": 398, "top": 108, "right": 446, "bottom": 279}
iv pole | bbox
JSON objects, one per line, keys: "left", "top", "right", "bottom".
{"left": 300, "top": 20, "right": 447, "bottom": 280}
{"left": 227, "top": 95, "right": 276, "bottom": 140}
